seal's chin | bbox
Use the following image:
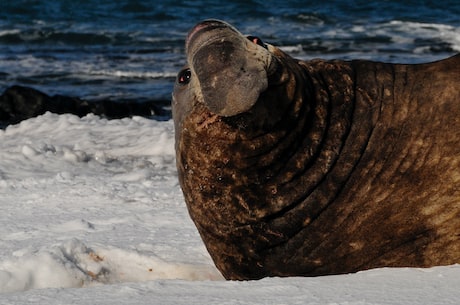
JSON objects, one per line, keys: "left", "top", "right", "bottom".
{"left": 186, "top": 20, "right": 275, "bottom": 117}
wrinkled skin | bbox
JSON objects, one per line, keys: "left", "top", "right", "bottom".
{"left": 172, "top": 20, "right": 460, "bottom": 280}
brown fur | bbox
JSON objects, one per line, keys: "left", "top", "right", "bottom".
{"left": 172, "top": 20, "right": 460, "bottom": 280}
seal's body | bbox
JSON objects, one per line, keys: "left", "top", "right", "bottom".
{"left": 172, "top": 20, "right": 460, "bottom": 280}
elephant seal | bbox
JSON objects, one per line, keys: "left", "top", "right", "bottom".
{"left": 172, "top": 19, "right": 460, "bottom": 280}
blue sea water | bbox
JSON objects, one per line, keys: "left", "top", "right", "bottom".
{"left": 0, "top": 0, "right": 459, "bottom": 104}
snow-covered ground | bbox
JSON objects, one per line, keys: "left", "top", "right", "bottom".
{"left": 1, "top": 113, "right": 459, "bottom": 304}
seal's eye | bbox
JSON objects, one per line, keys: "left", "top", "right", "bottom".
{"left": 177, "top": 68, "right": 191, "bottom": 85}
{"left": 247, "top": 35, "right": 267, "bottom": 49}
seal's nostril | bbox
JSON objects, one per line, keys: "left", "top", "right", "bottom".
{"left": 187, "top": 20, "right": 236, "bottom": 49}
{"left": 247, "top": 35, "right": 267, "bottom": 49}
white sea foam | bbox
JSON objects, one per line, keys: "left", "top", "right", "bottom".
{"left": 279, "top": 44, "right": 303, "bottom": 54}
{"left": 89, "top": 69, "right": 177, "bottom": 79}
{"left": 383, "top": 20, "right": 460, "bottom": 49}
{"left": 289, "top": 19, "right": 459, "bottom": 63}
{"left": 0, "top": 29, "right": 21, "bottom": 36}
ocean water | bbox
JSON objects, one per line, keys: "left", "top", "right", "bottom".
{"left": 0, "top": 0, "right": 459, "bottom": 105}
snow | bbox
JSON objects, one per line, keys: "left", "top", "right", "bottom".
{"left": 1, "top": 113, "right": 459, "bottom": 304}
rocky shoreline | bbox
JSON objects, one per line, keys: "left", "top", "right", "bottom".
{"left": 0, "top": 86, "right": 171, "bottom": 127}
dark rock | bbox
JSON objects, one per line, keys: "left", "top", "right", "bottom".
{"left": 0, "top": 85, "right": 49, "bottom": 124}
{"left": 0, "top": 85, "right": 171, "bottom": 127}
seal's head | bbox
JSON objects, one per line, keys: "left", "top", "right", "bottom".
{"left": 172, "top": 19, "right": 306, "bottom": 138}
